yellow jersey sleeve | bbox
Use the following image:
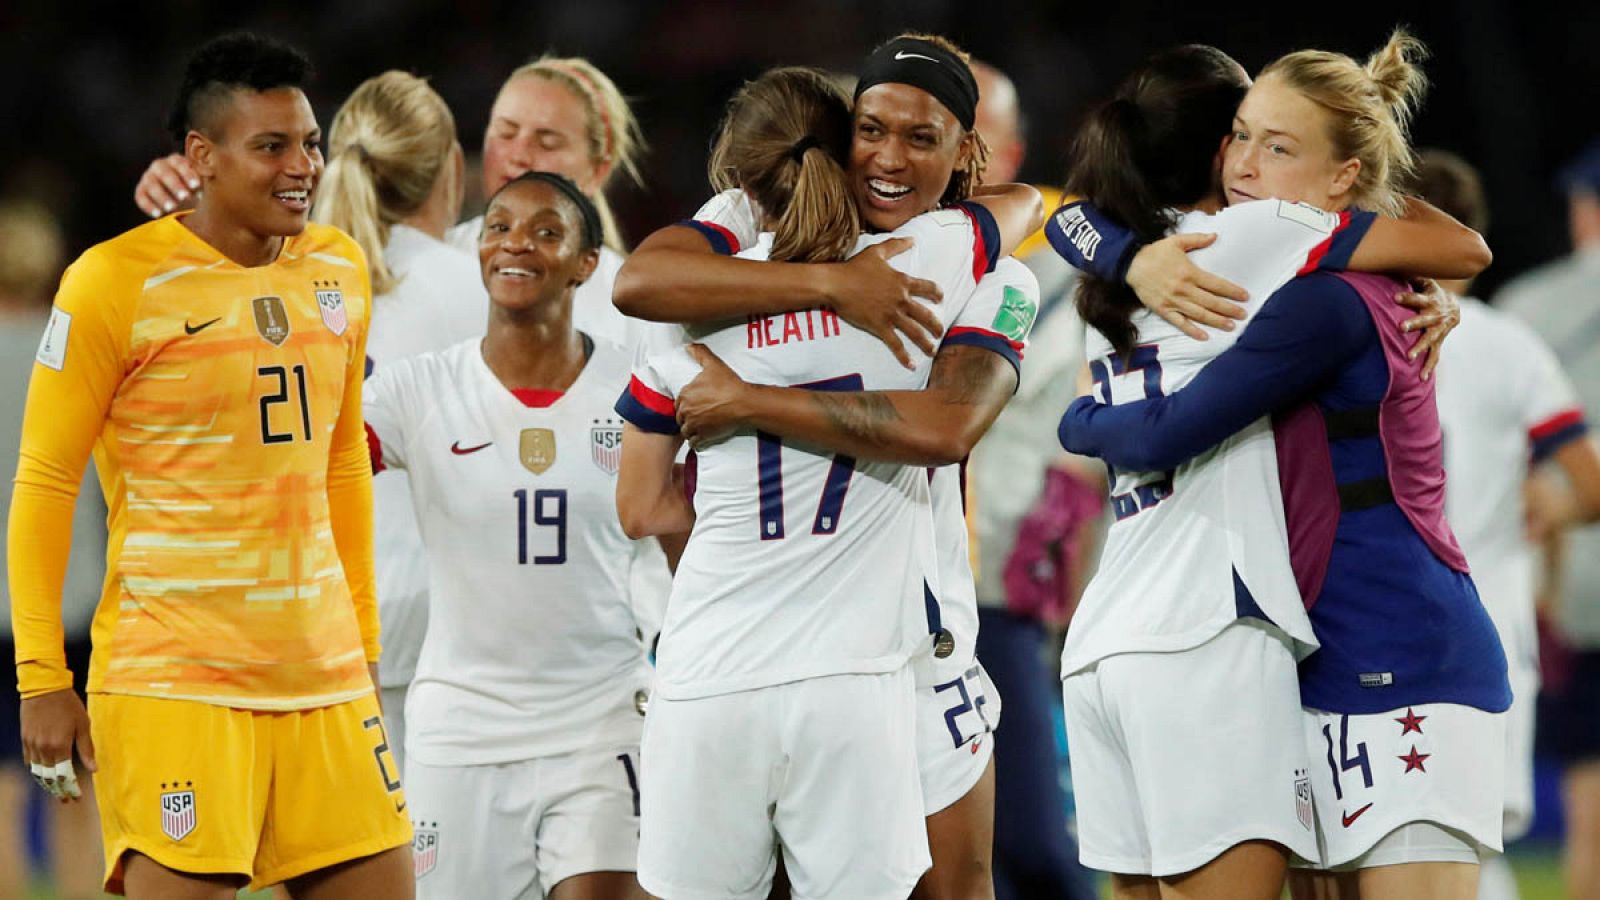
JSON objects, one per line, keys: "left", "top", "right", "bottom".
{"left": 11, "top": 248, "right": 134, "bottom": 698}
{"left": 325, "top": 254, "right": 380, "bottom": 664}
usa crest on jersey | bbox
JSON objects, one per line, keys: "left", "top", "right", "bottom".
{"left": 315, "top": 281, "right": 347, "bottom": 336}
{"left": 160, "top": 788, "right": 196, "bottom": 841}
{"left": 591, "top": 420, "right": 623, "bottom": 475}
{"left": 413, "top": 823, "right": 439, "bottom": 878}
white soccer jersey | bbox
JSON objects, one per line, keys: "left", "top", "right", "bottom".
{"left": 448, "top": 217, "right": 632, "bottom": 347}
{"left": 685, "top": 192, "right": 1036, "bottom": 684}
{"left": 367, "top": 225, "right": 490, "bottom": 689}
{"left": 364, "top": 337, "right": 653, "bottom": 765}
{"left": 1062, "top": 199, "right": 1368, "bottom": 676}
{"left": 619, "top": 207, "right": 1034, "bottom": 700}
{"left": 1435, "top": 296, "right": 1584, "bottom": 670}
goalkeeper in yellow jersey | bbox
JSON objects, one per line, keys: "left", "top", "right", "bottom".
{"left": 8, "top": 32, "right": 412, "bottom": 898}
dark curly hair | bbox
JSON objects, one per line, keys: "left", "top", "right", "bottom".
{"left": 167, "top": 32, "right": 314, "bottom": 142}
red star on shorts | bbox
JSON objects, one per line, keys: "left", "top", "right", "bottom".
{"left": 1394, "top": 707, "right": 1427, "bottom": 735}
{"left": 1399, "top": 745, "right": 1430, "bottom": 773}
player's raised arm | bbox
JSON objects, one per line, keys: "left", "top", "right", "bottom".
{"left": 616, "top": 223, "right": 947, "bottom": 367}
{"left": 326, "top": 264, "right": 381, "bottom": 673}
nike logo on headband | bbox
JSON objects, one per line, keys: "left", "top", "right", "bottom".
{"left": 894, "top": 50, "right": 939, "bottom": 63}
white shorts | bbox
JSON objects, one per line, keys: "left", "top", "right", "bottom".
{"left": 637, "top": 668, "right": 929, "bottom": 900}
{"left": 1301, "top": 701, "right": 1505, "bottom": 868}
{"left": 406, "top": 745, "right": 642, "bottom": 899}
{"left": 1062, "top": 620, "right": 1319, "bottom": 876}
{"left": 916, "top": 659, "right": 1002, "bottom": 815}
{"left": 1502, "top": 662, "right": 1537, "bottom": 841}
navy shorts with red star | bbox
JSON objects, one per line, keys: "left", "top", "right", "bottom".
{"left": 1299, "top": 702, "right": 1506, "bottom": 868}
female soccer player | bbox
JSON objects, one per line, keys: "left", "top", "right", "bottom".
{"left": 312, "top": 70, "right": 488, "bottom": 768}
{"left": 614, "top": 65, "right": 1041, "bottom": 900}
{"left": 1058, "top": 32, "right": 1507, "bottom": 900}
{"left": 15, "top": 32, "right": 411, "bottom": 898}
{"left": 1043, "top": 38, "right": 1487, "bottom": 900}
{"left": 363, "top": 172, "right": 655, "bottom": 900}
{"left": 615, "top": 35, "right": 1041, "bottom": 900}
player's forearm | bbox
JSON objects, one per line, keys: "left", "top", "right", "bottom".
{"left": 9, "top": 479, "right": 77, "bottom": 698}
{"left": 614, "top": 228, "right": 837, "bottom": 323}
{"left": 617, "top": 428, "right": 694, "bottom": 539}
{"left": 736, "top": 388, "right": 997, "bottom": 468}
{"left": 1352, "top": 197, "right": 1491, "bottom": 280}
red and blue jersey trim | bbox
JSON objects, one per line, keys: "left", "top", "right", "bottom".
{"left": 1298, "top": 209, "right": 1376, "bottom": 276}
{"left": 615, "top": 376, "right": 680, "bottom": 435}
{"left": 953, "top": 201, "right": 1002, "bottom": 281}
{"left": 679, "top": 220, "right": 741, "bottom": 256}
{"left": 941, "top": 326, "right": 1023, "bottom": 381}
{"left": 1530, "top": 408, "right": 1589, "bottom": 464}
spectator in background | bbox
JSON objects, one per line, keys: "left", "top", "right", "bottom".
{"left": 967, "top": 60, "right": 1101, "bottom": 900}
{"left": 1423, "top": 148, "right": 1600, "bottom": 900}
{"left": 1498, "top": 138, "right": 1600, "bottom": 900}
{"left": 0, "top": 201, "right": 105, "bottom": 900}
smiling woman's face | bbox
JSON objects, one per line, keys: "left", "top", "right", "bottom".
{"left": 848, "top": 83, "right": 971, "bottom": 232}
{"left": 1223, "top": 73, "right": 1358, "bottom": 213}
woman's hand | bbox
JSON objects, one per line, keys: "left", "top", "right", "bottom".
{"left": 677, "top": 345, "right": 751, "bottom": 450}
{"left": 134, "top": 153, "right": 201, "bottom": 218}
{"left": 20, "top": 688, "right": 94, "bottom": 802}
{"left": 822, "top": 238, "right": 945, "bottom": 369}
{"left": 1396, "top": 278, "right": 1459, "bottom": 380}
{"left": 1125, "top": 233, "right": 1249, "bottom": 340}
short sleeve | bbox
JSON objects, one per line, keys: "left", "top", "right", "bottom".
{"left": 362, "top": 362, "right": 412, "bottom": 473}
{"left": 1507, "top": 317, "right": 1590, "bottom": 462}
{"left": 684, "top": 189, "right": 760, "bottom": 255}
{"left": 941, "top": 258, "right": 1040, "bottom": 380}
{"left": 616, "top": 334, "right": 687, "bottom": 435}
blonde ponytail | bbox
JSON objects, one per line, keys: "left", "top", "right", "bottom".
{"left": 1261, "top": 28, "right": 1431, "bottom": 216}
{"left": 313, "top": 70, "right": 457, "bottom": 295}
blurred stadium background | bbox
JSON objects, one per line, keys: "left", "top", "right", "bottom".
{"left": 2, "top": 0, "right": 1596, "bottom": 896}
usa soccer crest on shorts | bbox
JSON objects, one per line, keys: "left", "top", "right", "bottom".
{"left": 160, "top": 783, "right": 197, "bottom": 841}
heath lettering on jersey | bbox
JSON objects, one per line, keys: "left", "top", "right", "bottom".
{"left": 1052, "top": 206, "right": 1101, "bottom": 261}
{"left": 747, "top": 308, "right": 842, "bottom": 350}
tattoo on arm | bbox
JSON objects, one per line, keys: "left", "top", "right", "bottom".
{"left": 811, "top": 392, "right": 903, "bottom": 446}
{"left": 929, "top": 345, "right": 1008, "bottom": 405}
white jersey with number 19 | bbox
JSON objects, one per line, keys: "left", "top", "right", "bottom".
{"left": 1062, "top": 199, "right": 1372, "bottom": 676}
{"left": 618, "top": 205, "right": 1031, "bottom": 701}
{"left": 364, "top": 336, "right": 652, "bottom": 766}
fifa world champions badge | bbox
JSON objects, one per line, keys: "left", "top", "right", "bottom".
{"left": 315, "top": 280, "right": 348, "bottom": 336}
{"left": 160, "top": 785, "right": 197, "bottom": 841}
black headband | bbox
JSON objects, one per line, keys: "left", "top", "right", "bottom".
{"left": 496, "top": 171, "right": 604, "bottom": 250}
{"left": 854, "top": 37, "right": 979, "bottom": 131}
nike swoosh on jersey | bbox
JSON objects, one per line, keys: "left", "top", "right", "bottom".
{"left": 894, "top": 50, "right": 938, "bottom": 63}
{"left": 450, "top": 441, "right": 493, "bottom": 455}
{"left": 184, "top": 317, "right": 221, "bottom": 335}
{"left": 1341, "top": 802, "right": 1373, "bottom": 828}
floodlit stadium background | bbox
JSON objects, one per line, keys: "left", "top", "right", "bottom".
{"left": 2, "top": 0, "right": 1597, "bottom": 896}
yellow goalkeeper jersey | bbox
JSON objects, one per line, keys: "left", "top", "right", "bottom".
{"left": 9, "top": 213, "right": 379, "bottom": 710}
